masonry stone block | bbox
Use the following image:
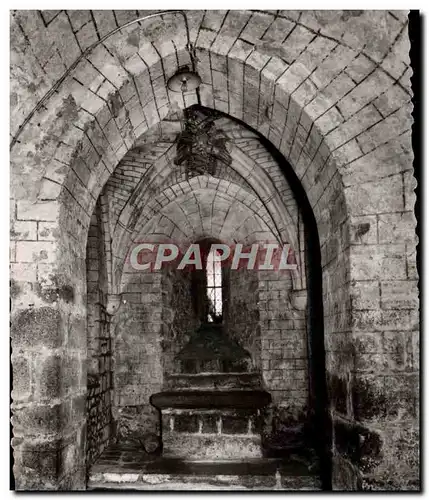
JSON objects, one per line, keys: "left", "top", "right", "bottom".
{"left": 12, "top": 401, "right": 70, "bottom": 437}
{"left": 373, "top": 84, "right": 411, "bottom": 117}
{"left": 12, "top": 356, "right": 32, "bottom": 400}
{"left": 384, "top": 374, "right": 418, "bottom": 420}
{"left": 11, "top": 220, "right": 37, "bottom": 241}
{"left": 352, "top": 374, "right": 386, "bottom": 422}
{"left": 17, "top": 201, "right": 60, "bottom": 222}
{"left": 358, "top": 104, "right": 413, "bottom": 154}
{"left": 10, "top": 262, "right": 37, "bottom": 283}
{"left": 14, "top": 447, "right": 60, "bottom": 488}
{"left": 350, "top": 281, "right": 380, "bottom": 311}
{"left": 36, "top": 354, "right": 62, "bottom": 400}
{"left": 12, "top": 307, "right": 64, "bottom": 349}
{"left": 380, "top": 280, "right": 419, "bottom": 310}
{"left": 350, "top": 244, "right": 407, "bottom": 281}
{"left": 378, "top": 212, "right": 417, "bottom": 244}
{"left": 339, "top": 69, "right": 393, "bottom": 119}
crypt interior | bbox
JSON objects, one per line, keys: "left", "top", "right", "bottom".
{"left": 10, "top": 10, "right": 419, "bottom": 491}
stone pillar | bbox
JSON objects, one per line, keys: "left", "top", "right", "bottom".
{"left": 11, "top": 201, "right": 87, "bottom": 490}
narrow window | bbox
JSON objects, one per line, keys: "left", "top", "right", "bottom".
{"left": 206, "top": 247, "right": 222, "bottom": 322}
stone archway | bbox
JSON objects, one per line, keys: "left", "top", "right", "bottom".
{"left": 11, "top": 10, "right": 417, "bottom": 491}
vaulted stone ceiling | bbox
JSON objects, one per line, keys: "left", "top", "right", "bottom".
{"left": 10, "top": 9, "right": 413, "bottom": 272}
{"left": 97, "top": 109, "right": 306, "bottom": 293}
{"left": 10, "top": 10, "right": 410, "bottom": 143}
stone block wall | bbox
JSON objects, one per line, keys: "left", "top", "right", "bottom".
{"left": 225, "top": 267, "right": 260, "bottom": 367}
{"left": 224, "top": 262, "right": 309, "bottom": 432}
{"left": 259, "top": 271, "right": 308, "bottom": 415}
{"left": 11, "top": 195, "right": 88, "bottom": 489}
{"left": 112, "top": 270, "right": 163, "bottom": 442}
{"left": 10, "top": 9, "right": 418, "bottom": 490}
{"left": 161, "top": 266, "right": 197, "bottom": 375}
{"left": 85, "top": 203, "right": 114, "bottom": 465}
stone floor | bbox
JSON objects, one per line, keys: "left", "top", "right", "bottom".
{"left": 88, "top": 442, "right": 322, "bottom": 490}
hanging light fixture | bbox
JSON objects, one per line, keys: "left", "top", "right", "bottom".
{"left": 167, "top": 65, "right": 202, "bottom": 93}
{"left": 173, "top": 107, "right": 231, "bottom": 177}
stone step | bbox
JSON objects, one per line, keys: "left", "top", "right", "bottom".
{"left": 88, "top": 456, "right": 322, "bottom": 491}
{"left": 164, "top": 372, "right": 262, "bottom": 390}
{"left": 88, "top": 473, "right": 321, "bottom": 490}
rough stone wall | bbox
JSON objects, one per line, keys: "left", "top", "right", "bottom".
{"left": 85, "top": 203, "right": 114, "bottom": 465}
{"left": 225, "top": 267, "right": 260, "bottom": 368}
{"left": 259, "top": 271, "right": 308, "bottom": 415}
{"left": 10, "top": 9, "right": 418, "bottom": 491}
{"left": 161, "top": 267, "right": 197, "bottom": 375}
{"left": 331, "top": 221, "right": 419, "bottom": 489}
{"left": 11, "top": 186, "right": 88, "bottom": 488}
{"left": 224, "top": 259, "right": 309, "bottom": 433}
{"left": 112, "top": 271, "right": 163, "bottom": 442}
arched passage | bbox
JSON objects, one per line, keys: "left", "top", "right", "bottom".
{"left": 10, "top": 10, "right": 417, "bottom": 491}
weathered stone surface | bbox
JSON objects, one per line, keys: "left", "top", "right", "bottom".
{"left": 88, "top": 442, "right": 322, "bottom": 489}
{"left": 115, "top": 404, "right": 160, "bottom": 445}
{"left": 10, "top": 8, "right": 418, "bottom": 492}
{"left": 12, "top": 401, "right": 70, "bottom": 436}
{"left": 11, "top": 307, "right": 64, "bottom": 349}
{"left": 162, "top": 433, "right": 263, "bottom": 460}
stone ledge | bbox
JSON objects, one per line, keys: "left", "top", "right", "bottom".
{"left": 150, "top": 390, "right": 271, "bottom": 409}
{"left": 164, "top": 372, "right": 262, "bottom": 390}
{"left": 88, "top": 476, "right": 321, "bottom": 491}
